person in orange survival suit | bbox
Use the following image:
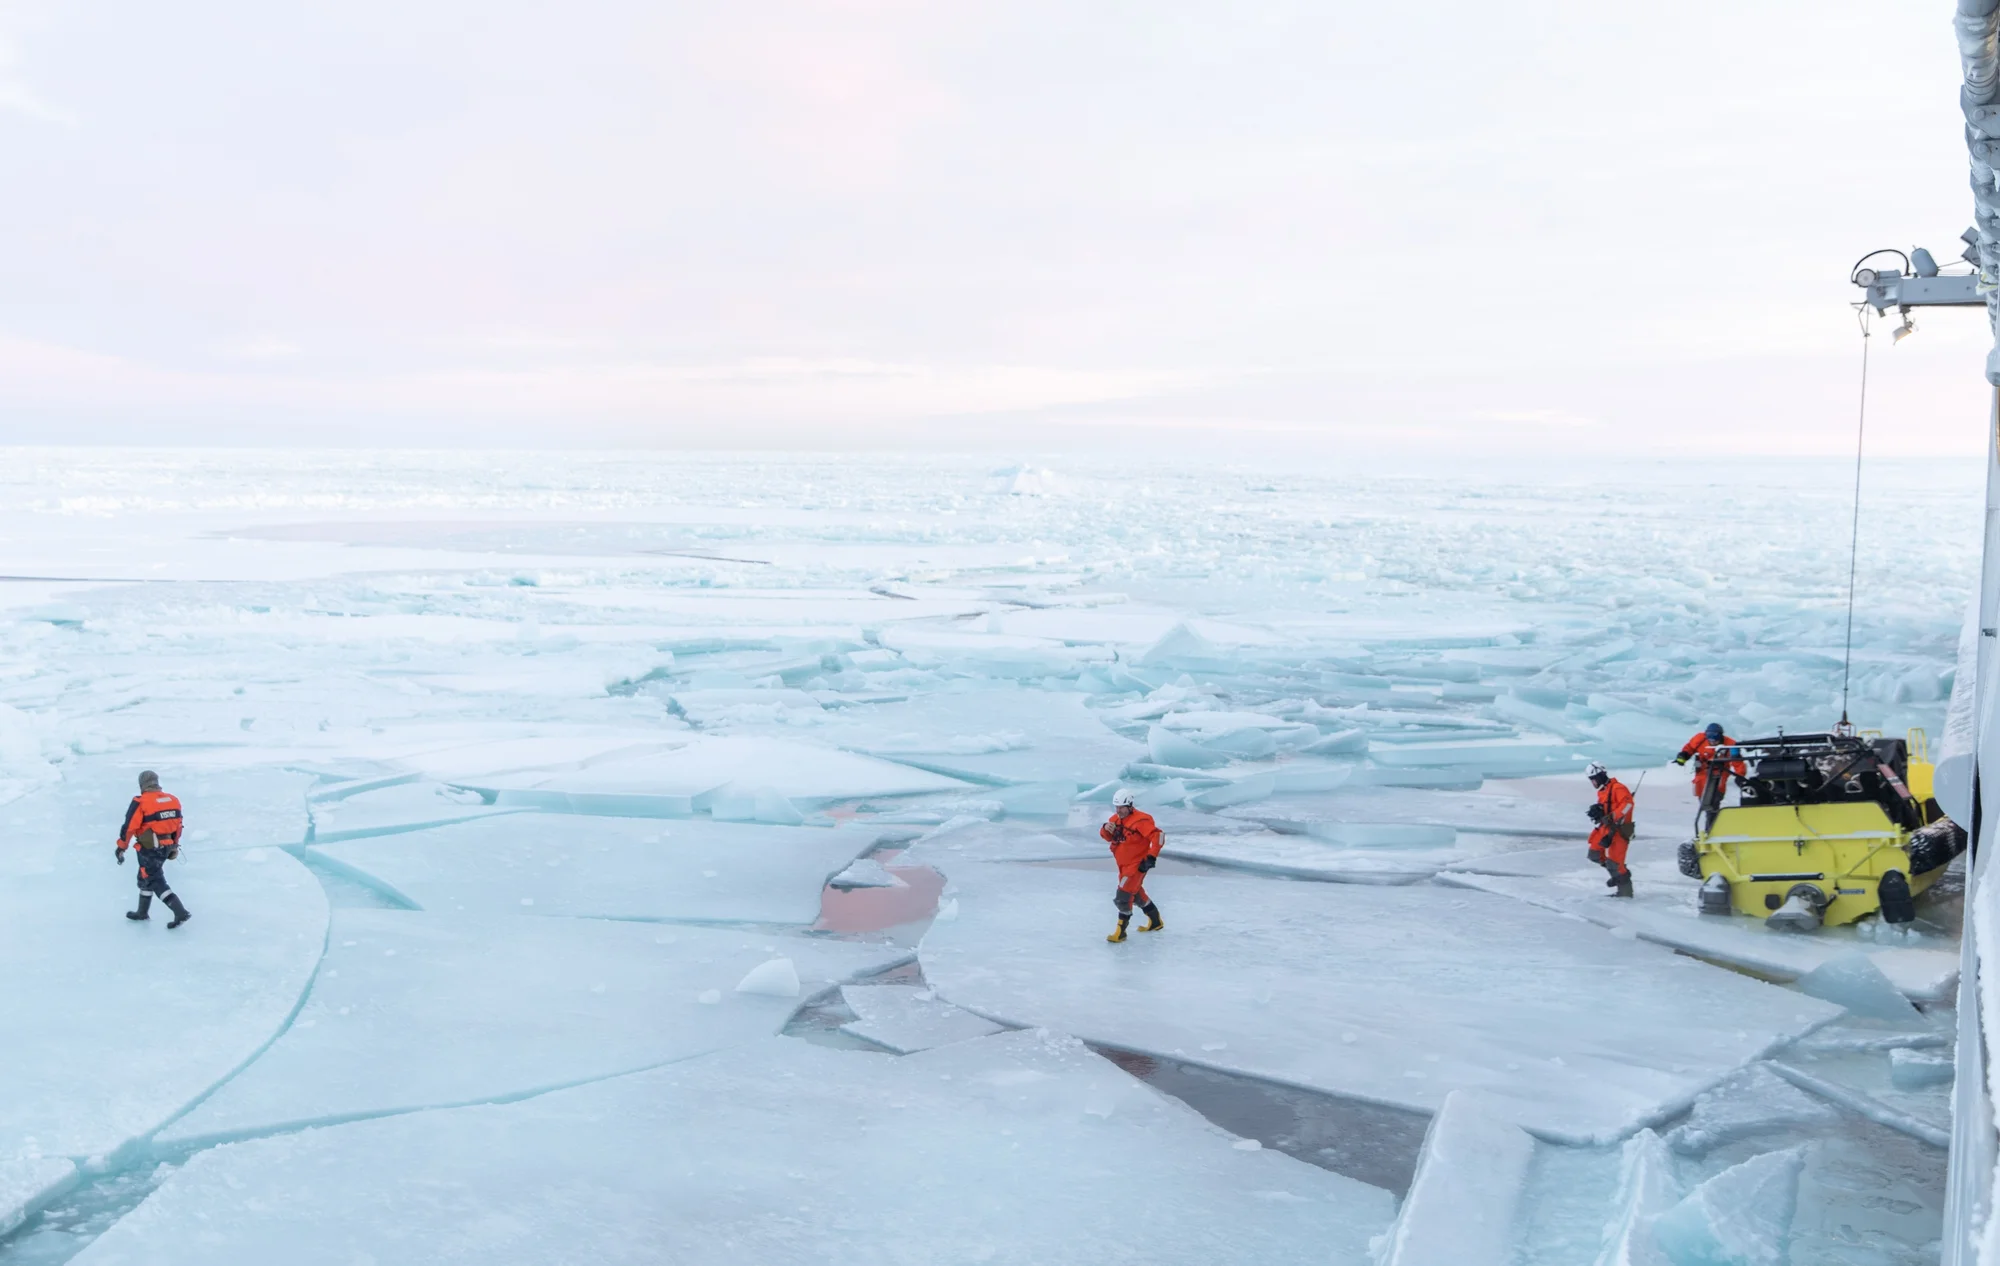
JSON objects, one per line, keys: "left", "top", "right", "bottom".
{"left": 1585, "top": 762, "right": 1636, "bottom": 899}
{"left": 116, "top": 769, "right": 192, "bottom": 929}
{"left": 1100, "top": 788, "right": 1165, "bottom": 942}
{"left": 1675, "top": 722, "right": 1746, "bottom": 829}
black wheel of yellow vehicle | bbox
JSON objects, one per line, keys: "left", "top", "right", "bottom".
{"left": 1676, "top": 842, "right": 1701, "bottom": 879}
{"left": 1879, "top": 869, "right": 1915, "bottom": 925}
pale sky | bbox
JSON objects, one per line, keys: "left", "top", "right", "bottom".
{"left": 0, "top": 1, "right": 1988, "bottom": 454}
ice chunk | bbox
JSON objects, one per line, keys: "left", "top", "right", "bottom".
{"left": 85, "top": 1033, "right": 1397, "bottom": 1266}
{"left": 918, "top": 863, "right": 1839, "bottom": 1143}
{"left": 987, "top": 463, "right": 1060, "bottom": 494}
{"left": 1596, "top": 1130, "right": 1679, "bottom": 1266}
{"left": 0, "top": 1157, "right": 75, "bottom": 1236}
{"left": 1188, "top": 772, "right": 1277, "bottom": 810}
{"left": 1888, "top": 1047, "right": 1955, "bottom": 1090}
{"left": 1795, "top": 952, "right": 1923, "bottom": 1023}
{"left": 1139, "top": 622, "right": 1232, "bottom": 670}
{"left": 1375, "top": 1090, "right": 1533, "bottom": 1266}
{"left": 157, "top": 913, "right": 903, "bottom": 1148}
{"left": 838, "top": 984, "right": 1005, "bottom": 1052}
{"left": 0, "top": 843, "right": 328, "bottom": 1161}
{"left": 1148, "top": 725, "right": 1230, "bottom": 769}
{"left": 1665, "top": 1065, "right": 1839, "bottom": 1156}
{"left": 316, "top": 814, "right": 877, "bottom": 924}
{"left": 734, "top": 957, "right": 801, "bottom": 997}
{"left": 828, "top": 857, "right": 908, "bottom": 890}
{"left": 1651, "top": 1147, "right": 1805, "bottom": 1266}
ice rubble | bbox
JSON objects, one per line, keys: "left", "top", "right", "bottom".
{"left": 1665, "top": 1065, "right": 1841, "bottom": 1157}
{"left": 1650, "top": 1147, "right": 1805, "bottom": 1266}
{"left": 838, "top": 983, "right": 1005, "bottom": 1052}
{"left": 315, "top": 813, "right": 878, "bottom": 923}
{"left": 82, "top": 1033, "right": 1397, "bottom": 1266}
{"left": 918, "top": 863, "right": 1840, "bottom": 1143}
{"left": 156, "top": 913, "right": 905, "bottom": 1149}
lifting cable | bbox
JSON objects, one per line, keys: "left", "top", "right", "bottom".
{"left": 1840, "top": 305, "right": 1871, "bottom": 728}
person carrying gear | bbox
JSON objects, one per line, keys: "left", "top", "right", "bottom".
{"left": 116, "top": 770, "right": 191, "bottom": 929}
{"left": 1100, "top": 789, "right": 1165, "bottom": 942}
{"left": 1585, "top": 762, "right": 1635, "bottom": 898}
{"left": 1674, "top": 723, "right": 1746, "bottom": 829}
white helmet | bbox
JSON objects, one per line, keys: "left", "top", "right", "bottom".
{"left": 1584, "top": 762, "right": 1608, "bottom": 782}
{"left": 1112, "top": 788, "right": 1136, "bottom": 808}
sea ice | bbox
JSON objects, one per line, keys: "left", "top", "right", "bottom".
{"left": 1376, "top": 1090, "right": 1534, "bottom": 1266}
{"left": 83, "top": 1032, "right": 1396, "bottom": 1266}
{"left": 838, "top": 983, "right": 1005, "bottom": 1052}
{"left": 1650, "top": 1147, "right": 1805, "bottom": 1266}
{"left": 156, "top": 912, "right": 904, "bottom": 1148}
{"left": 1664, "top": 1065, "right": 1840, "bottom": 1157}
{"left": 314, "top": 813, "right": 878, "bottom": 924}
{"left": 918, "top": 863, "right": 1838, "bottom": 1143}
{"left": 1889, "top": 1046, "right": 1955, "bottom": 1090}
{"left": 0, "top": 841, "right": 327, "bottom": 1161}
{"left": 1436, "top": 864, "right": 1959, "bottom": 1002}
{"left": 0, "top": 1157, "right": 75, "bottom": 1236}
{"left": 1795, "top": 952, "right": 1924, "bottom": 1023}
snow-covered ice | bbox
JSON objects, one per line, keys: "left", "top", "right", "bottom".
{"left": 79, "top": 1032, "right": 1396, "bottom": 1266}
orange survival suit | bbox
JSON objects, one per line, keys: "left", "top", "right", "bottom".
{"left": 1101, "top": 804, "right": 1165, "bottom": 939}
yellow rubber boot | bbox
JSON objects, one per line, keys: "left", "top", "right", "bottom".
{"left": 1106, "top": 917, "right": 1129, "bottom": 943}
{"left": 1138, "top": 903, "right": 1164, "bottom": 932}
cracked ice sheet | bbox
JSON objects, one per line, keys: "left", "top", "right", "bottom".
{"left": 839, "top": 984, "right": 1005, "bottom": 1052}
{"left": 918, "top": 864, "right": 1839, "bottom": 1144}
{"left": 1435, "top": 860, "right": 1961, "bottom": 1002}
{"left": 460, "top": 735, "right": 972, "bottom": 808}
{"left": 157, "top": 911, "right": 906, "bottom": 1149}
{"left": 0, "top": 838, "right": 327, "bottom": 1161}
{"left": 813, "top": 688, "right": 1146, "bottom": 786}
{"left": 313, "top": 814, "right": 879, "bottom": 923}
{"left": 90, "top": 1032, "right": 1396, "bottom": 1266}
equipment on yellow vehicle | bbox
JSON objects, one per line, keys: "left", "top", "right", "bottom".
{"left": 1677, "top": 727, "right": 1966, "bottom": 931}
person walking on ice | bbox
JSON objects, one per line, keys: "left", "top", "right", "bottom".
{"left": 1101, "top": 788, "right": 1164, "bottom": 942}
{"left": 1584, "top": 762, "right": 1636, "bottom": 899}
{"left": 116, "top": 770, "right": 192, "bottom": 929}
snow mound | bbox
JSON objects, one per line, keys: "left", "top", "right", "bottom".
{"left": 735, "top": 957, "right": 802, "bottom": 998}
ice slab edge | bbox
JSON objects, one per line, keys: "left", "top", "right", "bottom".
{"left": 1375, "top": 1090, "right": 1533, "bottom": 1266}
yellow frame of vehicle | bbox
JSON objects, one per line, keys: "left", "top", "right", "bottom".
{"left": 1695, "top": 799, "right": 1936, "bottom": 927}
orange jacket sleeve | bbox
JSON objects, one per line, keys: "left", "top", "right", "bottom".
{"left": 118, "top": 796, "right": 143, "bottom": 847}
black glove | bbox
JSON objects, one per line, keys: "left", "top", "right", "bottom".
{"left": 1105, "top": 823, "right": 1125, "bottom": 843}
{"left": 1673, "top": 754, "right": 1689, "bottom": 766}
{"left": 1138, "top": 855, "right": 1156, "bottom": 873}
{"left": 1586, "top": 804, "right": 1607, "bottom": 824}
{"left": 115, "top": 847, "right": 125, "bottom": 865}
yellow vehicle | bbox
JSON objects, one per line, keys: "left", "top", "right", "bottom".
{"left": 1677, "top": 727, "right": 1967, "bottom": 931}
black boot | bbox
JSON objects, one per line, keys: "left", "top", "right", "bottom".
{"left": 163, "top": 893, "right": 192, "bottom": 930}
{"left": 126, "top": 894, "right": 152, "bottom": 921}
{"left": 1612, "top": 873, "right": 1634, "bottom": 899}
{"left": 1138, "top": 901, "right": 1164, "bottom": 932}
